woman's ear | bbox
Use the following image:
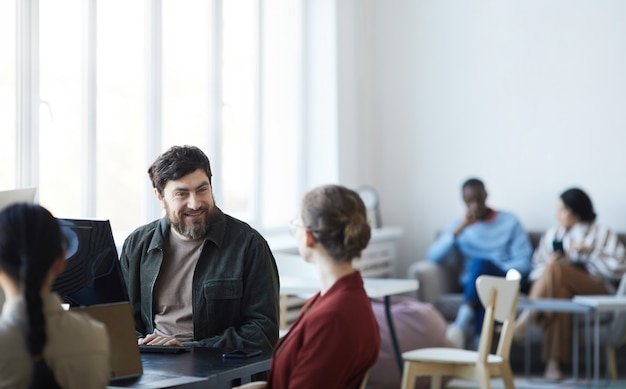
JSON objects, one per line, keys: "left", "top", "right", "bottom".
{"left": 51, "top": 252, "right": 67, "bottom": 276}
{"left": 0, "top": 269, "right": 20, "bottom": 297}
{"left": 305, "top": 230, "right": 317, "bottom": 248}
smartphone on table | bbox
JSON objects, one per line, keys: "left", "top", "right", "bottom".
{"left": 222, "top": 349, "right": 263, "bottom": 359}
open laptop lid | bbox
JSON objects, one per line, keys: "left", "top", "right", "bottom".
{"left": 0, "top": 187, "right": 37, "bottom": 211}
{"left": 71, "top": 302, "right": 143, "bottom": 380}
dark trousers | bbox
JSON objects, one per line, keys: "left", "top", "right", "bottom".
{"left": 462, "top": 258, "right": 507, "bottom": 335}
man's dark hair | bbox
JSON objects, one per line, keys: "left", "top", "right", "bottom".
{"left": 148, "top": 145, "right": 213, "bottom": 195}
{"left": 462, "top": 178, "right": 485, "bottom": 191}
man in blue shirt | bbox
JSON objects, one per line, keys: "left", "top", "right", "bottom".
{"left": 427, "top": 178, "right": 532, "bottom": 349}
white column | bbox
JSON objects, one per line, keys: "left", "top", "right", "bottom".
{"left": 16, "top": 0, "right": 39, "bottom": 190}
{"left": 82, "top": 0, "right": 97, "bottom": 216}
{"left": 144, "top": 0, "right": 162, "bottom": 221}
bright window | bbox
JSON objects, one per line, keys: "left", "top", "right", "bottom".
{"left": 0, "top": 1, "right": 16, "bottom": 188}
{"left": 162, "top": 0, "right": 212, "bottom": 150}
{"left": 222, "top": 0, "right": 258, "bottom": 221}
{"left": 4, "top": 1, "right": 305, "bottom": 238}
{"left": 38, "top": 0, "right": 82, "bottom": 216}
{"left": 96, "top": 0, "right": 146, "bottom": 232}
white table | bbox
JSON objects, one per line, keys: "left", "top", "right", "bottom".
{"left": 279, "top": 274, "right": 418, "bottom": 373}
{"left": 572, "top": 295, "right": 626, "bottom": 387}
{"left": 280, "top": 276, "right": 419, "bottom": 299}
{"left": 516, "top": 298, "right": 593, "bottom": 382}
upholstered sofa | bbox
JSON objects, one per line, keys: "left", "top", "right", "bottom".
{"left": 407, "top": 231, "right": 626, "bottom": 376}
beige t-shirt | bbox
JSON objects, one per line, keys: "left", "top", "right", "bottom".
{"left": 152, "top": 231, "right": 204, "bottom": 341}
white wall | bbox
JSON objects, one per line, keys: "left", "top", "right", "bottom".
{"left": 338, "top": 1, "right": 626, "bottom": 276}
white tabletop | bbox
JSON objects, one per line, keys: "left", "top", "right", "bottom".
{"left": 275, "top": 251, "right": 418, "bottom": 298}
{"left": 280, "top": 276, "right": 418, "bottom": 299}
{"left": 517, "top": 297, "right": 594, "bottom": 313}
{"left": 572, "top": 295, "right": 626, "bottom": 311}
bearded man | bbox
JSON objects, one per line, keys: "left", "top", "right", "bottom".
{"left": 120, "top": 145, "right": 279, "bottom": 349}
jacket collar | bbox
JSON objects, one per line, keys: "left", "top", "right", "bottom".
{"left": 310, "top": 271, "right": 364, "bottom": 304}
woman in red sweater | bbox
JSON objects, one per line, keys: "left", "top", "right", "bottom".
{"left": 238, "top": 184, "right": 380, "bottom": 389}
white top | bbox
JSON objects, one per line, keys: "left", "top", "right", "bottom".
{"left": 530, "top": 222, "right": 626, "bottom": 286}
{"left": 0, "top": 293, "right": 110, "bottom": 389}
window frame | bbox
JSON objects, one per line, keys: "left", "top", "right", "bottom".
{"left": 10, "top": 0, "right": 338, "bottom": 238}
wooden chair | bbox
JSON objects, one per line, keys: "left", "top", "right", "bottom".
{"left": 359, "top": 370, "right": 370, "bottom": 389}
{"left": 400, "top": 270, "right": 521, "bottom": 389}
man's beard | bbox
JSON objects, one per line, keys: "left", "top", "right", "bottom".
{"left": 166, "top": 204, "right": 212, "bottom": 240}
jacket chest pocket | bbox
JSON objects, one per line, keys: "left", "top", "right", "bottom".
{"left": 203, "top": 279, "right": 243, "bottom": 300}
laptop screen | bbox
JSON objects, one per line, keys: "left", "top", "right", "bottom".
{"left": 53, "top": 218, "right": 129, "bottom": 307}
{"left": 0, "top": 187, "right": 37, "bottom": 211}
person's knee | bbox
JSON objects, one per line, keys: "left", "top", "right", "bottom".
{"left": 544, "top": 260, "right": 566, "bottom": 275}
{"left": 467, "top": 258, "right": 493, "bottom": 278}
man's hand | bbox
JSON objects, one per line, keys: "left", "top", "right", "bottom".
{"left": 454, "top": 209, "right": 478, "bottom": 237}
{"left": 138, "top": 332, "right": 183, "bottom": 347}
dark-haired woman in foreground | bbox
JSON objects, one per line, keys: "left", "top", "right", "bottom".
{"left": 237, "top": 184, "right": 380, "bottom": 389}
{"left": 0, "top": 203, "right": 110, "bottom": 388}
{"left": 514, "top": 188, "right": 626, "bottom": 380}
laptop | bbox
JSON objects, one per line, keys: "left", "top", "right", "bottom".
{"left": 139, "top": 344, "right": 191, "bottom": 354}
{"left": 0, "top": 187, "right": 37, "bottom": 211}
{"left": 72, "top": 302, "right": 204, "bottom": 388}
{"left": 71, "top": 302, "right": 143, "bottom": 380}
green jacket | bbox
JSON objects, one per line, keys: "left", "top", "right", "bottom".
{"left": 120, "top": 207, "right": 280, "bottom": 349}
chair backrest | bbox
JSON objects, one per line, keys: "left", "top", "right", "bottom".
{"left": 475, "top": 273, "right": 520, "bottom": 360}
{"left": 476, "top": 273, "right": 520, "bottom": 323}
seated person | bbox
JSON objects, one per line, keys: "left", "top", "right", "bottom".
{"left": 427, "top": 178, "right": 532, "bottom": 349}
{"left": 120, "top": 145, "right": 280, "bottom": 348}
{"left": 236, "top": 184, "right": 381, "bottom": 388}
{"left": 0, "top": 204, "right": 110, "bottom": 388}
{"left": 514, "top": 187, "right": 626, "bottom": 381}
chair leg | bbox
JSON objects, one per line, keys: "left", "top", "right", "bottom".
{"left": 430, "top": 375, "right": 442, "bottom": 389}
{"left": 359, "top": 370, "right": 370, "bottom": 389}
{"left": 475, "top": 363, "right": 492, "bottom": 389}
{"left": 500, "top": 363, "right": 515, "bottom": 389}
{"left": 400, "top": 362, "right": 416, "bottom": 389}
{"left": 607, "top": 347, "right": 618, "bottom": 380}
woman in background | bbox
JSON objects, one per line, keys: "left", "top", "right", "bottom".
{"left": 238, "top": 184, "right": 380, "bottom": 388}
{"left": 0, "top": 203, "right": 110, "bottom": 388}
{"left": 514, "top": 188, "right": 626, "bottom": 380}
